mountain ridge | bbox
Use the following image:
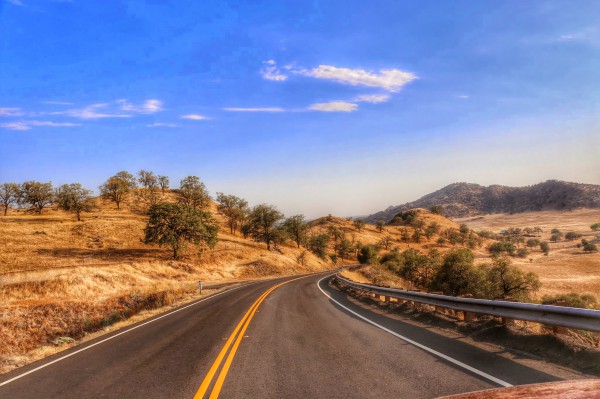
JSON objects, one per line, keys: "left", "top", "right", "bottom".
{"left": 365, "top": 180, "right": 600, "bottom": 222}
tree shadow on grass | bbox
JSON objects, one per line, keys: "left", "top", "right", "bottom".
{"left": 34, "top": 247, "right": 169, "bottom": 263}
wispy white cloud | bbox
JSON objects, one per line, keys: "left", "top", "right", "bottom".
{"left": 0, "top": 120, "right": 81, "bottom": 131}
{"left": 354, "top": 94, "right": 391, "bottom": 103}
{"left": 309, "top": 101, "right": 358, "bottom": 112}
{"left": 147, "top": 122, "right": 178, "bottom": 128}
{"left": 298, "top": 65, "right": 416, "bottom": 92}
{"left": 456, "top": 94, "right": 470, "bottom": 99}
{"left": 260, "top": 60, "right": 288, "bottom": 81}
{"left": 47, "top": 99, "right": 163, "bottom": 119}
{"left": 0, "top": 107, "right": 25, "bottom": 117}
{"left": 181, "top": 114, "right": 209, "bottom": 120}
{"left": 5, "top": 0, "right": 24, "bottom": 6}
{"left": 117, "top": 99, "right": 163, "bottom": 114}
{"left": 56, "top": 103, "right": 131, "bottom": 119}
{"left": 223, "top": 107, "right": 284, "bottom": 112}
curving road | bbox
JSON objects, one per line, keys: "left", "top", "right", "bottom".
{"left": 0, "top": 273, "right": 559, "bottom": 398}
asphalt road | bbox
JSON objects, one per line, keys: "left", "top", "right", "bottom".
{"left": 0, "top": 273, "right": 559, "bottom": 398}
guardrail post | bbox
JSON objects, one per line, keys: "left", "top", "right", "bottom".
{"left": 463, "top": 311, "right": 476, "bottom": 321}
{"left": 431, "top": 292, "right": 445, "bottom": 313}
{"left": 460, "top": 294, "right": 477, "bottom": 321}
{"left": 551, "top": 302, "right": 570, "bottom": 335}
{"left": 552, "top": 325, "right": 569, "bottom": 335}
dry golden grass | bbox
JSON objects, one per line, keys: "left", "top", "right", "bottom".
{"left": 0, "top": 193, "right": 329, "bottom": 373}
{"left": 2, "top": 197, "right": 598, "bottom": 374}
{"left": 456, "top": 209, "right": 600, "bottom": 298}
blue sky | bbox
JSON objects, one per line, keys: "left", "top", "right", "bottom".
{"left": 1, "top": 0, "right": 599, "bottom": 218}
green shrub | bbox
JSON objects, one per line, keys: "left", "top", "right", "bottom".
{"left": 542, "top": 293, "right": 598, "bottom": 309}
{"left": 357, "top": 245, "right": 379, "bottom": 265}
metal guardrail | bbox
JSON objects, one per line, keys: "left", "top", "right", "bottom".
{"left": 334, "top": 274, "right": 600, "bottom": 333}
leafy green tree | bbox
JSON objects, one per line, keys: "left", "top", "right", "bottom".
{"left": 550, "top": 233, "right": 562, "bottom": 242}
{"left": 283, "top": 214, "right": 308, "bottom": 248}
{"left": 246, "top": 204, "right": 284, "bottom": 250}
{"left": 376, "top": 220, "right": 385, "bottom": 233}
{"left": 353, "top": 219, "right": 365, "bottom": 232}
{"left": 178, "top": 176, "right": 211, "bottom": 210}
{"left": 539, "top": 241, "right": 550, "bottom": 255}
{"left": 459, "top": 224, "right": 470, "bottom": 235}
{"left": 144, "top": 203, "right": 218, "bottom": 259}
{"left": 100, "top": 171, "right": 137, "bottom": 209}
{"left": 21, "top": 181, "right": 54, "bottom": 214}
{"left": 488, "top": 241, "right": 516, "bottom": 256}
{"left": 430, "top": 205, "right": 444, "bottom": 215}
{"left": 430, "top": 249, "right": 484, "bottom": 297}
{"left": 425, "top": 222, "right": 439, "bottom": 239}
{"left": 307, "top": 234, "right": 329, "bottom": 259}
{"left": 515, "top": 248, "right": 529, "bottom": 258}
{"left": 412, "top": 229, "right": 422, "bottom": 243}
{"left": 398, "top": 248, "right": 425, "bottom": 283}
{"left": 357, "top": 245, "right": 379, "bottom": 265}
{"left": 56, "top": 183, "right": 93, "bottom": 221}
{"left": 581, "top": 239, "right": 598, "bottom": 253}
{"left": 0, "top": 183, "right": 20, "bottom": 216}
{"left": 216, "top": 193, "right": 249, "bottom": 234}
{"left": 336, "top": 238, "right": 354, "bottom": 260}
{"left": 483, "top": 257, "right": 540, "bottom": 301}
{"left": 157, "top": 175, "right": 170, "bottom": 193}
{"left": 138, "top": 170, "right": 158, "bottom": 190}
{"left": 411, "top": 218, "right": 426, "bottom": 230}
{"left": 526, "top": 238, "right": 541, "bottom": 248}
{"left": 591, "top": 223, "right": 600, "bottom": 231}
{"left": 327, "top": 225, "right": 344, "bottom": 246}
{"left": 400, "top": 227, "right": 410, "bottom": 243}
{"left": 564, "top": 232, "right": 582, "bottom": 241}
{"left": 138, "top": 170, "right": 159, "bottom": 205}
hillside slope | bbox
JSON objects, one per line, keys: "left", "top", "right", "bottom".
{"left": 366, "top": 180, "right": 600, "bottom": 222}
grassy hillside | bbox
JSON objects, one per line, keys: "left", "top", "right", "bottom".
{"left": 1, "top": 194, "right": 599, "bottom": 374}
{"left": 0, "top": 192, "right": 329, "bottom": 373}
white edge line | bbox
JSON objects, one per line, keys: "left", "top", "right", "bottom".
{"left": 317, "top": 275, "right": 513, "bottom": 388}
{"left": 0, "top": 281, "right": 258, "bottom": 387}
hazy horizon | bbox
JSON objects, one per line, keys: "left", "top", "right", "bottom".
{"left": 1, "top": 0, "right": 599, "bottom": 219}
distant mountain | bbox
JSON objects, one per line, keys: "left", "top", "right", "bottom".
{"left": 365, "top": 180, "right": 600, "bottom": 222}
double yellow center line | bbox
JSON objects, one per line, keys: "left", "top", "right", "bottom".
{"left": 193, "top": 276, "right": 305, "bottom": 399}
